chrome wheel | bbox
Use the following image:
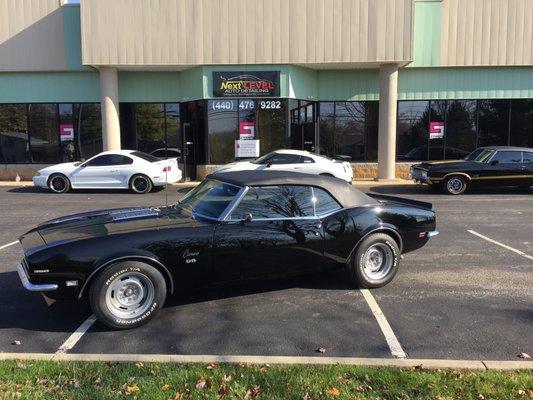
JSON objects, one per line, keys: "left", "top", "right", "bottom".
{"left": 131, "top": 175, "right": 151, "bottom": 193}
{"left": 446, "top": 177, "right": 465, "bottom": 195}
{"left": 49, "top": 175, "right": 69, "bottom": 193}
{"left": 105, "top": 272, "right": 155, "bottom": 319}
{"left": 362, "top": 243, "right": 394, "bottom": 280}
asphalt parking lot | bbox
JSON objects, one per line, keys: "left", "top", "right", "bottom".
{"left": 0, "top": 184, "right": 531, "bottom": 361}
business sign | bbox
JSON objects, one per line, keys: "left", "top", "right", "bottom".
{"left": 235, "top": 140, "right": 260, "bottom": 158}
{"left": 239, "top": 122, "right": 255, "bottom": 139}
{"left": 213, "top": 71, "right": 280, "bottom": 97}
{"left": 59, "top": 124, "right": 74, "bottom": 141}
{"left": 429, "top": 121, "right": 445, "bottom": 139}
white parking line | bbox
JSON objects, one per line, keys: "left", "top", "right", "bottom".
{"left": 360, "top": 289, "right": 407, "bottom": 359}
{"left": 55, "top": 315, "right": 97, "bottom": 355}
{"left": 468, "top": 230, "right": 533, "bottom": 261}
{"left": 0, "top": 241, "right": 18, "bottom": 251}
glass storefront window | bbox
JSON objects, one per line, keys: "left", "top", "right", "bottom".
{"left": 0, "top": 104, "right": 30, "bottom": 163}
{"left": 207, "top": 100, "right": 238, "bottom": 164}
{"left": 257, "top": 99, "right": 287, "bottom": 155}
{"left": 478, "top": 100, "right": 510, "bottom": 147}
{"left": 510, "top": 99, "right": 533, "bottom": 148}
{"left": 397, "top": 101, "right": 429, "bottom": 161}
{"left": 28, "top": 104, "right": 59, "bottom": 163}
{"left": 445, "top": 100, "right": 477, "bottom": 160}
{"left": 135, "top": 103, "right": 165, "bottom": 153}
{"left": 165, "top": 103, "right": 181, "bottom": 158}
{"left": 75, "top": 103, "right": 102, "bottom": 161}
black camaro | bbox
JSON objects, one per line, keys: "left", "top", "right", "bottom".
{"left": 411, "top": 146, "right": 533, "bottom": 195}
{"left": 17, "top": 171, "right": 437, "bottom": 329}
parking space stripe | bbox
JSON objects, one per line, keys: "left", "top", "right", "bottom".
{"left": 467, "top": 230, "right": 533, "bottom": 261}
{"left": 0, "top": 241, "right": 17, "bottom": 250}
{"left": 55, "top": 315, "right": 97, "bottom": 355}
{"left": 360, "top": 289, "right": 407, "bottom": 359}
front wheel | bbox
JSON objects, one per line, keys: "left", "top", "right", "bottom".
{"left": 347, "top": 233, "right": 400, "bottom": 288}
{"left": 89, "top": 261, "right": 166, "bottom": 329}
{"left": 48, "top": 174, "right": 71, "bottom": 194}
{"left": 129, "top": 174, "right": 153, "bottom": 194}
{"left": 443, "top": 175, "right": 467, "bottom": 195}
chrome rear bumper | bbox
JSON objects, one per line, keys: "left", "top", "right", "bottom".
{"left": 16, "top": 262, "right": 58, "bottom": 292}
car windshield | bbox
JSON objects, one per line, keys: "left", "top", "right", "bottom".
{"left": 252, "top": 152, "right": 275, "bottom": 164}
{"left": 464, "top": 149, "right": 494, "bottom": 162}
{"left": 131, "top": 151, "right": 161, "bottom": 162}
{"left": 175, "top": 179, "right": 242, "bottom": 219}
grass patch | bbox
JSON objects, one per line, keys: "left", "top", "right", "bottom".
{"left": 0, "top": 360, "right": 531, "bottom": 399}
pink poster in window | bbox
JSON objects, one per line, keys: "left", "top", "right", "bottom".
{"left": 239, "top": 122, "right": 255, "bottom": 139}
{"left": 429, "top": 121, "right": 445, "bottom": 139}
{"left": 59, "top": 124, "right": 74, "bottom": 141}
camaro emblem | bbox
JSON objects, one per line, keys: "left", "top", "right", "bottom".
{"left": 183, "top": 249, "right": 199, "bottom": 263}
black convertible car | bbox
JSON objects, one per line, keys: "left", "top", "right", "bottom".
{"left": 17, "top": 171, "right": 437, "bottom": 329}
{"left": 411, "top": 146, "right": 533, "bottom": 194}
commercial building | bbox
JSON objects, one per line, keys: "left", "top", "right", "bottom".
{"left": 0, "top": 0, "right": 532, "bottom": 181}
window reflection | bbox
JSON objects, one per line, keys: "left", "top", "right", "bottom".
{"left": 29, "top": 104, "right": 59, "bottom": 163}
{"left": 0, "top": 104, "right": 30, "bottom": 163}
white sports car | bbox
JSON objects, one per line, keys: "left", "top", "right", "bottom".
{"left": 215, "top": 149, "right": 353, "bottom": 182}
{"left": 33, "top": 150, "right": 182, "bottom": 194}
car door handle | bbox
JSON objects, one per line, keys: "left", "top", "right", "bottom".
{"left": 109, "top": 169, "right": 119, "bottom": 172}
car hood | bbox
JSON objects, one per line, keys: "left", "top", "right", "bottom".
{"left": 414, "top": 160, "right": 474, "bottom": 171}
{"left": 19, "top": 206, "right": 203, "bottom": 252}
{"left": 215, "top": 161, "right": 257, "bottom": 173}
{"left": 39, "top": 162, "right": 80, "bottom": 174}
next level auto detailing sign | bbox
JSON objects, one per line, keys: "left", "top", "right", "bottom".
{"left": 213, "top": 72, "right": 280, "bottom": 97}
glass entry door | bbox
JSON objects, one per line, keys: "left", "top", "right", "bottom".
{"left": 290, "top": 101, "right": 316, "bottom": 152}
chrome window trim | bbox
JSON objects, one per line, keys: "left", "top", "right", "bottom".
{"left": 220, "top": 186, "right": 249, "bottom": 221}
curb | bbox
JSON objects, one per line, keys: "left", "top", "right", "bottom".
{"left": 0, "top": 353, "right": 530, "bottom": 370}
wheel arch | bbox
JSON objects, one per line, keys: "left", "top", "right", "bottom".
{"left": 78, "top": 255, "right": 174, "bottom": 300}
{"left": 441, "top": 172, "right": 471, "bottom": 181}
{"left": 346, "top": 226, "right": 403, "bottom": 266}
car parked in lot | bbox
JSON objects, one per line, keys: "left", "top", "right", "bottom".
{"left": 17, "top": 171, "right": 437, "bottom": 329}
{"left": 215, "top": 149, "right": 354, "bottom": 182}
{"left": 411, "top": 146, "right": 533, "bottom": 194}
{"left": 33, "top": 150, "right": 182, "bottom": 194}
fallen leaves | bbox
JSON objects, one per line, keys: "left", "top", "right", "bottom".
{"left": 218, "top": 382, "right": 230, "bottom": 397}
{"left": 195, "top": 378, "right": 207, "bottom": 389}
{"left": 302, "top": 393, "right": 312, "bottom": 400}
{"left": 161, "top": 384, "right": 171, "bottom": 391}
{"left": 244, "top": 385, "right": 262, "bottom": 399}
{"left": 517, "top": 352, "right": 531, "bottom": 359}
{"left": 11, "top": 340, "right": 21, "bottom": 346}
{"left": 326, "top": 387, "right": 340, "bottom": 397}
{"left": 123, "top": 383, "right": 140, "bottom": 395}
{"left": 316, "top": 347, "right": 326, "bottom": 354}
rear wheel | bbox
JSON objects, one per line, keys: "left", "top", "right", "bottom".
{"left": 347, "top": 233, "right": 400, "bottom": 288}
{"left": 48, "top": 174, "right": 70, "bottom": 194}
{"left": 89, "top": 261, "right": 166, "bottom": 329}
{"left": 443, "top": 175, "right": 467, "bottom": 195}
{"left": 129, "top": 174, "right": 153, "bottom": 194}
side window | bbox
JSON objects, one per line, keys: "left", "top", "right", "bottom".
{"left": 121, "top": 156, "right": 134, "bottom": 165}
{"left": 522, "top": 152, "right": 533, "bottom": 163}
{"left": 301, "top": 156, "right": 315, "bottom": 164}
{"left": 491, "top": 151, "right": 522, "bottom": 164}
{"left": 231, "top": 185, "right": 314, "bottom": 219}
{"left": 86, "top": 155, "right": 110, "bottom": 166}
{"left": 269, "top": 154, "right": 302, "bottom": 165}
{"left": 312, "top": 187, "right": 342, "bottom": 216}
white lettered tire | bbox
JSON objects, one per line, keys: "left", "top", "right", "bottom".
{"left": 348, "top": 233, "right": 400, "bottom": 288}
{"left": 89, "top": 261, "right": 166, "bottom": 329}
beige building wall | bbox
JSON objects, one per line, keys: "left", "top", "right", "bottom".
{"left": 0, "top": 0, "right": 67, "bottom": 71}
{"left": 80, "top": 0, "right": 413, "bottom": 67}
{"left": 440, "top": 0, "right": 533, "bottom": 66}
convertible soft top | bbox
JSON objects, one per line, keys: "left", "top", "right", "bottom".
{"left": 210, "top": 170, "right": 377, "bottom": 208}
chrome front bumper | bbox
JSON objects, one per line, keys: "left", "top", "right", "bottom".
{"left": 16, "top": 262, "right": 58, "bottom": 292}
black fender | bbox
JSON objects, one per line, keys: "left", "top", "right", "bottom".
{"left": 345, "top": 224, "right": 403, "bottom": 265}
{"left": 78, "top": 254, "right": 174, "bottom": 299}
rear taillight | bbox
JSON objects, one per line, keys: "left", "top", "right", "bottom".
{"left": 163, "top": 166, "right": 171, "bottom": 172}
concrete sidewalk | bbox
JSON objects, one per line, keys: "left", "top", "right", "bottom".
{"left": 0, "top": 179, "right": 417, "bottom": 188}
